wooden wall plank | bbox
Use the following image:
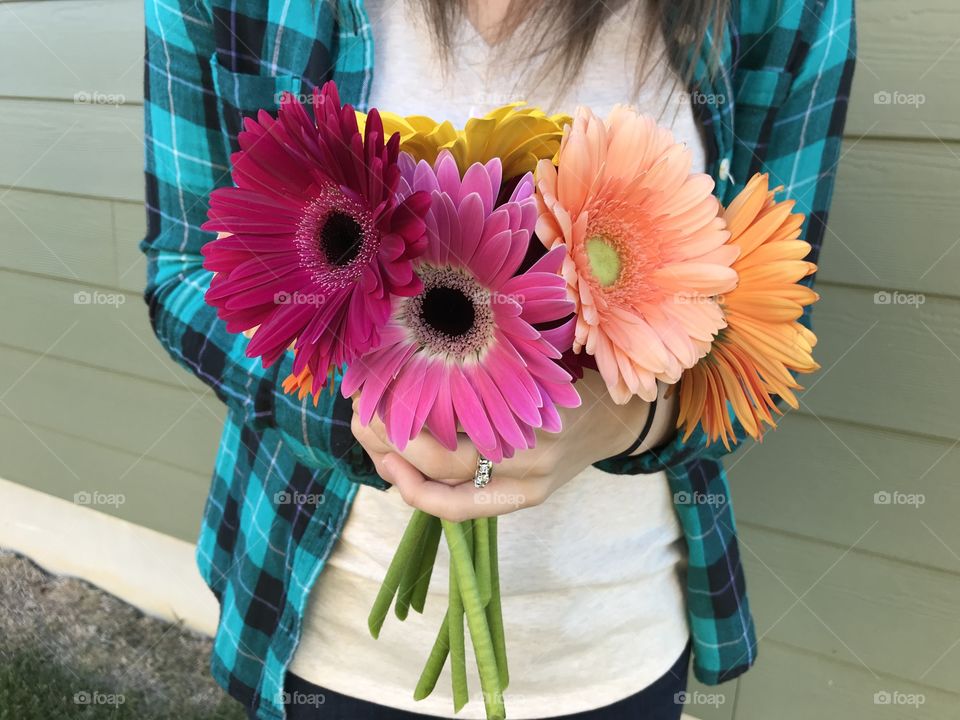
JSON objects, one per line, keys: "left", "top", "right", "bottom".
{"left": 0, "top": 100, "right": 143, "bottom": 201}
{"left": 0, "top": 270, "right": 209, "bottom": 392}
{"left": 821, "top": 139, "right": 960, "bottom": 297}
{"left": 846, "top": 0, "right": 960, "bottom": 140}
{"left": 0, "top": 0, "right": 144, "bottom": 103}
{"left": 0, "top": 187, "right": 117, "bottom": 286}
{"left": 739, "top": 526, "right": 960, "bottom": 694}
{"left": 113, "top": 200, "right": 148, "bottom": 293}
{"left": 3, "top": 0, "right": 960, "bottom": 141}
{"left": 729, "top": 413, "right": 960, "bottom": 574}
{"left": 735, "top": 641, "right": 959, "bottom": 720}
{"left": 801, "top": 284, "right": 960, "bottom": 442}
{"left": 0, "top": 414, "right": 207, "bottom": 542}
{"left": 0, "top": 345, "right": 223, "bottom": 478}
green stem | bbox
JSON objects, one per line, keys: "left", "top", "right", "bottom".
{"left": 410, "top": 515, "right": 443, "bottom": 614}
{"left": 413, "top": 608, "right": 450, "bottom": 701}
{"left": 448, "top": 544, "right": 468, "bottom": 712}
{"left": 485, "top": 517, "right": 509, "bottom": 690}
{"left": 395, "top": 519, "right": 429, "bottom": 621}
{"left": 368, "top": 509, "right": 431, "bottom": 638}
{"left": 474, "top": 517, "right": 491, "bottom": 606}
{"left": 443, "top": 520, "right": 506, "bottom": 720}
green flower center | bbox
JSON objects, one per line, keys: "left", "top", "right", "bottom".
{"left": 585, "top": 235, "right": 621, "bottom": 287}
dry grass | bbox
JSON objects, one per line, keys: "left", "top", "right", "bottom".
{"left": 0, "top": 550, "right": 243, "bottom": 720}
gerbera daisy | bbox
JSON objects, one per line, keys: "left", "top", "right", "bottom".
{"left": 340, "top": 151, "right": 580, "bottom": 462}
{"left": 677, "top": 173, "right": 819, "bottom": 448}
{"left": 201, "top": 82, "right": 431, "bottom": 393}
{"left": 535, "top": 105, "right": 739, "bottom": 404}
{"left": 358, "top": 103, "right": 570, "bottom": 180}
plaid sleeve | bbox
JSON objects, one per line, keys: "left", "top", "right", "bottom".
{"left": 141, "top": 0, "right": 381, "bottom": 485}
{"left": 597, "top": 0, "right": 856, "bottom": 476}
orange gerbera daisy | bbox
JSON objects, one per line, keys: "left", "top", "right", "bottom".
{"left": 282, "top": 365, "right": 334, "bottom": 404}
{"left": 535, "top": 106, "right": 739, "bottom": 403}
{"left": 677, "top": 173, "right": 820, "bottom": 448}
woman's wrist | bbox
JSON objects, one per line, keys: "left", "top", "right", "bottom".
{"left": 628, "top": 382, "right": 679, "bottom": 456}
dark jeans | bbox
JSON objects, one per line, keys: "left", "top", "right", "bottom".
{"left": 249, "top": 640, "right": 691, "bottom": 720}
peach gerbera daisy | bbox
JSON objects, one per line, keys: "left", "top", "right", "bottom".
{"left": 677, "top": 173, "right": 820, "bottom": 448}
{"left": 535, "top": 106, "right": 739, "bottom": 403}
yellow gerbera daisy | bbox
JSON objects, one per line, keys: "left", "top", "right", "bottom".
{"left": 357, "top": 103, "right": 570, "bottom": 179}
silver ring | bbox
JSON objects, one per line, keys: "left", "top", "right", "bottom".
{"left": 474, "top": 456, "right": 493, "bottom": 489}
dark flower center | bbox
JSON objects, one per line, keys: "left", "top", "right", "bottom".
{"left": 319, "top": 211, "right": 364, "bottom": 267}
{"left": 421, "top": 286, "right": 476, "bottom": 338}
{"left": 402, "top": 265, "right": 495, "bottom": 359}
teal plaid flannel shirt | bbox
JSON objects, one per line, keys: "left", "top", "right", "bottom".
{"left": 141, "top": 1, "right": 855, "bottom": 717}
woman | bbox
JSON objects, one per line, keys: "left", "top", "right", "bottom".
{"left": 141, "top": 1, "right": 855, "bottom": 718}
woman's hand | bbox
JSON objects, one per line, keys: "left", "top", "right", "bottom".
{"left": 351, "top": 370, "right": 677, "bottom": 521}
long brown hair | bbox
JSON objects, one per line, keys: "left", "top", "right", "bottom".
{"left": 416, "top": 0, "right": 728, "bottom": 98}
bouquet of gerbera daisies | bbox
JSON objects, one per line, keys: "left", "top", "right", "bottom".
{"left": 202, "top": 82, "right": 818, "bottom": 720}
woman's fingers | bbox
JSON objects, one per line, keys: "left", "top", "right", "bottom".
{"left": 380, "top": 453, "right": 545, "bottom": 521}
{"left": 390, "top": 432, "right": 478, "bottom": 484}
{"left": 353, "top": 409, "right": 479, "bottom": 484}
{"left": 351, "top": 412, "right": 393, "bottom": 456}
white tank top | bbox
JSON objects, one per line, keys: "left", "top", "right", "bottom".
{"left": 290, "top": 2, "right": 700, "bottom": 717}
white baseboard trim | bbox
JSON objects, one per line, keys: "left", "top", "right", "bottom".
{"left": 0, "top": 477, "right": 701, "bottom": 720}
{"left": 0, "top": 476, "right": 218, "bottom": 637}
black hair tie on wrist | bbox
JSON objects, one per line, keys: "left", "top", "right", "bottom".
{"left": 606, "top": 384, "right": 659, "bottom": 460}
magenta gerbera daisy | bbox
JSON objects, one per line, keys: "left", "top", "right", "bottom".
{"left": 342, "top": 151, "right": 581, "bottom": 462}
{"left": 201, "top": 82, "right": 431, "bottom": 391}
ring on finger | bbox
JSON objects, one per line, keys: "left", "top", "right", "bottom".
{"left": 474, "top": 456, "right": 494, "bottom": 489}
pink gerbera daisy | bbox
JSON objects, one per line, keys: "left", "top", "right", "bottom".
{"left": 201, "top": 82, "right": 431, "bottom": 391}
{"left": 536, "top": 106, "right": 739, "bottom": 403}
{"left": 342, "top": 151, "right": 580, "bottom": 462}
